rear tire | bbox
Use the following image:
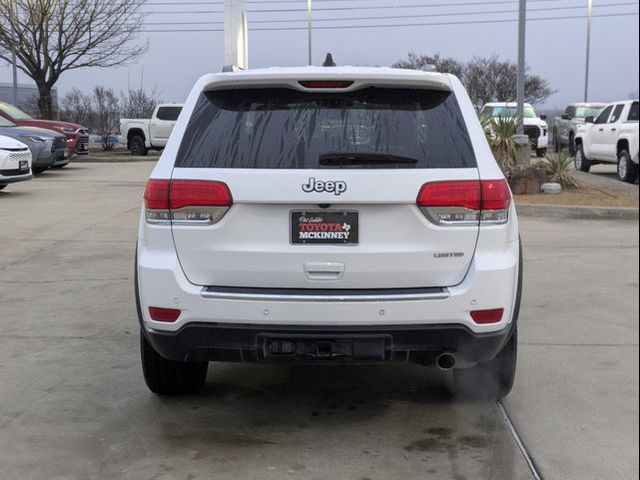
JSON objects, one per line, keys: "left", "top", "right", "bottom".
{"left": 568, "top": 133, "right": 576, "bottom": 157}
{"left": 574, "top": 143, "right": 591, "bottom": 172}
{"left": 129, "top": 135, "right": 149, "bottom": 156}
{"left": 451, "top": 328, "right": 518, "bottom": 401}
{"left": 617, "top": 149, "right": 638, "bottom": 184}
{"left": 140, "top": 330, "right": 208, "bottom": 395}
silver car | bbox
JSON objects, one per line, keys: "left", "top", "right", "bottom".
{"left": 0, "top": 116, "right": 68, "bottom": 174}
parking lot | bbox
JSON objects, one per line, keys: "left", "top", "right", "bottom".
{"left": 0, "top": 163, "right": 638, "bottom": 480}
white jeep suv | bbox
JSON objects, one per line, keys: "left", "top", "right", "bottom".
{"left": 136, "top": 66, "right": 522, "bottom": 400}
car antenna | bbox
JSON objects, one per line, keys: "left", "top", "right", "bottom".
{"left": 323, "top": 53, "right": 336, "bottom": 67}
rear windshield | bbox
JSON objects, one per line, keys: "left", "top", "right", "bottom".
{"left": 176, "top": 87, "right": 476, "bottom": 169}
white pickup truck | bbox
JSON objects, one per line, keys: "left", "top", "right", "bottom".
{"left": 120, "top": 104, "right": 183, "bottom": 156}
{"left": 575, "top": 100, "right": 639, "bottom": 183}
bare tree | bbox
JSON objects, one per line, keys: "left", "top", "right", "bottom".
{"left": 121, "top": 86, "right": 160, "bottom": 119}
{"left": 60, "top": 88, "right": 93, "bottom": 127}
{"left": 92, "top": 86, "right": 120, "bottom": 151}
{"left": 0, "top": 0, "right": 147, "bottom": 120}
{"left": 393, "top": 52, "right": 554, "bottom": 109}
{"left": 393, "top": 52, "right": 465, "bottom": 79}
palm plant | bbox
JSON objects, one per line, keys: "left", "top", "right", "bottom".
{"left": 540, "top": 152, "right": 581, "bottom": 189}
{"left": 487, "top": 115, "right": 519, "bottom": 176}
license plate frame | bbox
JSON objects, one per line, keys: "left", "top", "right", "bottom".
{"left": 19, "top": 160, "right": 29, "bottom": 172}
{"left": 290, "top": 210, "right": 359, "bottom": 245}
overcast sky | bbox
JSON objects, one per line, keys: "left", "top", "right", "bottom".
{"left": 2, "top": 0, "right": 639, "bottom": 110}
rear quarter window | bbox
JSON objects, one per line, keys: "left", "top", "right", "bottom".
{"left": 176, "top": 87, "right": 477, "bottom": 169}
{"left": 628, "top": 102, "right": 639, "bottom": 122}
{"left": 156, "top": 107, "right": 182, "bottom": 121}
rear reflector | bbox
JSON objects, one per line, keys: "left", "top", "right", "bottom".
{"left": 417, "top": 179, "right": 511, "bottom": 225}
{"left": 143, "top": 179, "right": 232, "bottom": 225}
{"left": 148, "top": 307, "right": 181, "bottom": 322}
{"left": 298, "top": 80, "right": 354, "bottom": 89}
{"left": 470, "top": 308, "right": 504, "bottom": 324}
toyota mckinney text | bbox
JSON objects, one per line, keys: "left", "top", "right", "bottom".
{"left": 136, "top": 66, "right": 522, "bottom": 400}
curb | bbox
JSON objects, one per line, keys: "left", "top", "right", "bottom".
{"left": 516, "top": 203, "right": 639, "bottom": 220}
{"left": 72, "top": 157, "right": 158, "bottom": 163}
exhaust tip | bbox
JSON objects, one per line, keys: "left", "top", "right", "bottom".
{"left": 436, "top": 353, "right": 457, "bottom": 370}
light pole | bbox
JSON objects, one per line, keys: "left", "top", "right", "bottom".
{"left": 516, "top": 0, "right": 526, "bottom": 135}
{"left": 584, "top": 0, "right": 593, "bottom": 102}
{"left": 9, "top": 0, "right": 18, "bottom": 106}
{"left": 307, "top": 0, "right": 312, "bottom": 65}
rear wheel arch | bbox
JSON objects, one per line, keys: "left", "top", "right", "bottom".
{"left": 617, "top": 139, "right": 630, "bottom": 155}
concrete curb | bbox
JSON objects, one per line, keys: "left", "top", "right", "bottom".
{"left": 72, "top": 157, "right": 158, "bottom": 163}
{"left": 516, "top": 203, "right": 639, "bottom": 220}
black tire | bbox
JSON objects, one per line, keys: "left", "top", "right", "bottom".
{"left": 0, "top": 184, "right": 6, "bottom": 190}
{"left": 31, "top": 166, "right": 47, "bottom": 175}
{"left": 568, "top": 133, "right": 576, "bottom": 157}
{"left": 129, "top": 135, "right": 149, "bottom": 156}
{"left": 553, "top": 130, "right": 560, "bottom": 153}
{"left": 574, "top": 143, "right": 591, "bottom": 172}
{"left": 140, "top": 330, "right": 208, "bottom": 395}
{"left": 617, "top": 149, "right": 639, "bottom": 184}
{"left": 50, "top": 163, "right": 68, "bottom": 169}
{"left": 450, "top": 237, "right": 522, "bottom": 401}
{"left": 536, "top": 148, "right": 547, "bottom": 158}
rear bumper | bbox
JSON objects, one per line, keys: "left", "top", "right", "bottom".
{"left": 142, "top": 322, "right": 515, "bottom": 365}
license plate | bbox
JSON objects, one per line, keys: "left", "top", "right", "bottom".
{"left": 291, "top": 211, "right": 359, "bottom": 245}
{"left": 19, "top": 160, "right": 29, "bottom": 172}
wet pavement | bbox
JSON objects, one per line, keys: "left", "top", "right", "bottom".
{"left": 1, "top": 163, "right": 637, "bottom": 480}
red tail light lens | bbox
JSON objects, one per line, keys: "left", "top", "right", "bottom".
{"left": 148, "top": 307, "right": 181, "bottom": 322}
{"left": 417, "top": 179, "right": 511, "bottom": 225}
{"left": 143, "top": 179, "right": 232, "bottom": 225}
{"left": 170, "top": 180, "right": 232, "bottom": 209}
{"left": 470, "top": 308, "right": 504, "bottom": 324}
{"left": 481, "top": 179, "right": 511, "bottom": 210}
{"left": 417, "top": 181, "right": 481, "bottom": 210}
{"left": 143, "top": 179, "right": 170, "bottom": 210}
{"left": 298, "top": 80, "right": 354, "bottom": 89}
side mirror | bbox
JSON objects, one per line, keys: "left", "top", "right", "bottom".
{"left": 540, "top": 114, "right": 547, "bottom": 120}
{"left": 561, "top": 114, "right": 572, "bottom": 120}
{"left": 585, "top": 116, "right": 594, "bottom": 123}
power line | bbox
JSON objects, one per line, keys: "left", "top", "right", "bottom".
{"left": 138, "top": 2, "right": 639, "bottom": 25}
{"left": 139, "top": 0, "right": 626, "bottom": 14}
{"left": 139, "top": 11, "right": 639, "bottom": 32}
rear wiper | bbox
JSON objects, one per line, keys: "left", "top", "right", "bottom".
{"left": 319, "top": 152, "right": 419, "bottom": 168}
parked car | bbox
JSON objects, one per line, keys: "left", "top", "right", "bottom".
{"left": 481, "top": 102, "right": 549, "bottom": 157}
{"left": 0, "top": 135, "right": 32, "bottom": 190}
{"left": 553, "top": 103, "right": 605, "bottom": 155}
{"left": 136, "top": 66, "right": 522, "bottom": 400}
{"left": 0, "top": 116, "right": 69, "bottom": 174}
{"left": 575, "top": 100, "right": 639, "bottom": 183}
{"left": 0, "top": 101, "right": 89, "bottom": 156}
{"left": 120, "top": 104, "right": 183, "bottom": 156}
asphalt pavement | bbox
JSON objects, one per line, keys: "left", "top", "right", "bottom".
{"left": 0, "top": 163, "right": 637, "bottom": 480}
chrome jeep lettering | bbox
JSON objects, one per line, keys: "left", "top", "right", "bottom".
{"left": 302, "top": 177, "right": 347, "bottom": 195}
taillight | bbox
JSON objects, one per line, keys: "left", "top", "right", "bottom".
{"left": 143, "top": 179, "right": 232, "bottom": 225}
{"left": 417, "top": 179, "right": 511, "bottom": 226}
{"left": 470, "top": 308, "right": 504, "bottom": 324}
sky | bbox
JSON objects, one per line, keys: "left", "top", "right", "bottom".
{"left": 2, "top": 0, "right": 639, "bottom": 111}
